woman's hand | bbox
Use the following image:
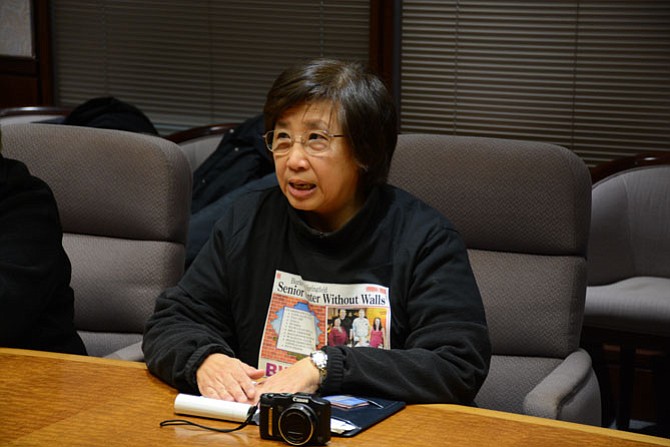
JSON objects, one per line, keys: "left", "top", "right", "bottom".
{"left": 196, "top": 353, "right": 265, "bottom": 404}
{"left": 254, "top": 357, "right": 320, "bottom": 402}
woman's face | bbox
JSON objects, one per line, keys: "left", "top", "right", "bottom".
{"left": 272, "top": 101, "right": 364, "bottom": 232}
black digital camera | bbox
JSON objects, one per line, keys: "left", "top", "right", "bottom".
{"left": 259, "top": 393, "right": 331, "bottom": 446}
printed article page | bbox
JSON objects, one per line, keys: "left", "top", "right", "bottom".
{"left": 259, "top": 270, "right": 391, "bottom": 377}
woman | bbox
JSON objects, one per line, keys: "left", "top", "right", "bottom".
{"left": 328, "top": 317, "right": 348, "bottom": 347}
{"left": 370, "top": 317, "right": 385, "bottom": 349}
{"left": 143, "top": 58, "right": 490, "bottom": 406}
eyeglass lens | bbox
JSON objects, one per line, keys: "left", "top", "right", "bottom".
{"left": 265, "top": 130, "right": 332, "bottom": 154}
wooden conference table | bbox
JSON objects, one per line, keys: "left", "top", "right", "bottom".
{"left": 1, "top": 348, "right": 669, "bottom": 447}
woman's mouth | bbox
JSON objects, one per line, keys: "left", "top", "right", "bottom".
{"left": 289, "top": 181, "right": 315, "bottom": 191}
{"left": 288, "top": 181, "right": 316, "bottom": 199}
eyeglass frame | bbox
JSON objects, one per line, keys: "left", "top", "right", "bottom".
{"left": 262, "top": 129, "right": 346, "bottom": 157}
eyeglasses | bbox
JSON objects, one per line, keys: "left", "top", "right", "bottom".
{"left": 263, "top": 130, "right": 345, "bottom": 156}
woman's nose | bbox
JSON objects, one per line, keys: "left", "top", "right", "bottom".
{"left": 284, "top": 142, "right": 310, "bottom": 169}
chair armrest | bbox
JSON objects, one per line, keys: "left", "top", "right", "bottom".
{"left": 523, "top": 348, "right": 601, "bottom": 426}
{"left": 104, "top": 341, "right": 144, "bottom": 362}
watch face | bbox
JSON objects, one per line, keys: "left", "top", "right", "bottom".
{"left": 312, "top": 351, "right": 327, "bottom": 369}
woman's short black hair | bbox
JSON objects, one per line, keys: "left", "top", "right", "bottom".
{"left": 264, "top": 58, "right": 398, "bottom": 192}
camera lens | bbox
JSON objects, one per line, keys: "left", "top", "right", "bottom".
{"left": 278, "top": 403, "right": 316, "bottom": 446}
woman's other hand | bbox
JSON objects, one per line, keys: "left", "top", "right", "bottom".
{"left": 196, "top": 353, "right": 265, "bottom": 404}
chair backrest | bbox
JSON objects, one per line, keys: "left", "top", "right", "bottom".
{"left": 2, "top": 123, "right": 192, "bottom": 357}
{"left": 389, "top": 134, "right": 592, "bottom": 416}
{"left": 588, "top": 163, "right": 670, "bottom": 285}
{"left": 166, "top": 123, "right": 237, "bottom": 172}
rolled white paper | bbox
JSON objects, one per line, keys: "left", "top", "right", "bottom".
{"left": 174, "top": 393, "right": 254, "bottom": 422}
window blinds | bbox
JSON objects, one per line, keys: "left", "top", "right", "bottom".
{"left": 51, "top": 0, "right": 370, "bottom": 134}
{"left": 401, "top": 1, "right": 670, "bottom": 166}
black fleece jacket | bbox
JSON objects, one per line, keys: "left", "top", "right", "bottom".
{"left": 143, "top": 183, "right": 490, "bottom": 404}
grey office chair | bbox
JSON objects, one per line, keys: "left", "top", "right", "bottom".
{"left": 582, "top": 153, "right": 670, "bottom": 433}
{"left": 2, "top": 123, "right": 191, "bottom": 359}
{"left": 389, "top": 134, "right": 600, "bottom": 425}
{"left": 166, "top": 122, "right": 237, "bottom": 172}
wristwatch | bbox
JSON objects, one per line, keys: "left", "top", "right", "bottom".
{"left": 309, "top": 350, "right": 328, "bottom": 385}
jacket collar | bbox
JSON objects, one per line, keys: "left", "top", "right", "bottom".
{"left": 287, "top": 185, "right": 385, "bottom": 249}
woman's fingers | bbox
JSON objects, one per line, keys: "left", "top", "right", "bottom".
{"left": 197, "top": 353, "right": 263, "bottom": 403}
